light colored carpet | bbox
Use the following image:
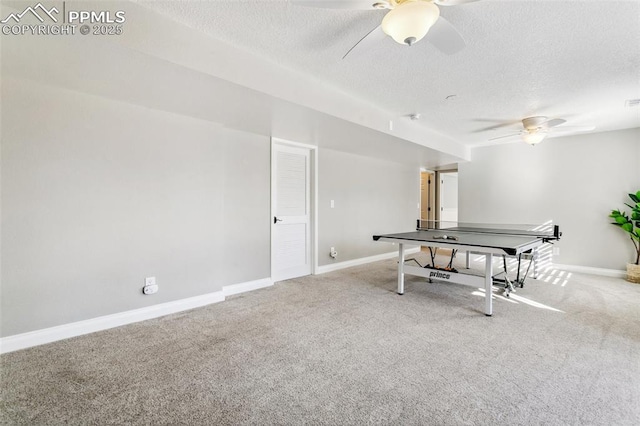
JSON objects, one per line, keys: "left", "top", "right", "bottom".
{"left": 2, "top": 253, "right": 640, "bottom": 425}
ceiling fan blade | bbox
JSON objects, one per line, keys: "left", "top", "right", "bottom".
{"left": 435, "top": 0, "right": 482, "bottom": 6}
{"left": 425, "top": 17, "right": 466, "bottom": 55}
{"left": 551, "top": 125, "right": 596, "bottom": 133}
{"left": 342, "top": 24, "right": 386, "bottom": 59}
{"left": 545, "top": 118, "right": 567, "bottom": 128}
{"left": 472, "top": 122, "right": 519, "bottom": 133}
{"left": 489, "top": 132, "right": 522, "bottom": 141}
{"left": 291, "top": 0, "right": 386, "bottom": 10}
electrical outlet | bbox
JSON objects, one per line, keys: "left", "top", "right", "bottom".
{"left": 143, "top": 284, "right": 158, "bottom": 295}
{"left": 330, "top": 247, "right": 338, "bottom": 259}
{"left": 145, "top": 277, "right": 156, "bottom": 286}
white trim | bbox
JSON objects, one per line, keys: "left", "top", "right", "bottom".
{"left": 271, "top": 137, "right": 317, "bottom": 151}
{"left": 1, "top": 277, "right": 272, "bottom": 354}
{"left": 223, "top": 278, "right": 273, "bottom": 296}
{"left": 551, "top": 263, "right": 626, "bottom": 278}
{"left": 316, "top": 247, "right": 421, "bottom": 274}
{"left": 312, "top": 147, "right": 319, "bottom": 275}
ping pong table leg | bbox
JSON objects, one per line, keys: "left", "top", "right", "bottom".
{"left": 397, "top": 243, "right": 405, "bottom": 295}
{"left": 465, "top": 251, "right": 470, "bottom": 268}
{"left": 485, "top": 254, "right": 493, "bottom": 316}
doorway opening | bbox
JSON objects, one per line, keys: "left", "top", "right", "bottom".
{"left": 438, "top": 171, "right": 459, "bottom": 223}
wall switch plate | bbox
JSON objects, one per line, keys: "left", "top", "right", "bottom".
{"left": 553, "top": 247, "right": 560, "bottom": 256}
{"left": 145, "top": 277, "right": 156, "bottom": 286}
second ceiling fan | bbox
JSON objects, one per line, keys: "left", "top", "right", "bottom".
{"left": 293, "top": 0, "right": 481, "bottom": 58}
{"left": 489, "top": 116, "right": 596, "bottom": 145}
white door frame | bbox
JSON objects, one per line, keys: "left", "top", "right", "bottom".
{"left": 271, "top": 137, "right": 318, "bottom": 279}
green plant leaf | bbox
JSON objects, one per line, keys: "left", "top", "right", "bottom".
{"left": 630, "top": 192, "right": 640, "bottom": 203}
{"left": 610, "top": 209, "right": 624, "bottom": 218}
{"left": 622, "top": 222, "right": 633, "bottom": 232}
{"left": 615, "top": 215, "right": 629, "bottom": 225}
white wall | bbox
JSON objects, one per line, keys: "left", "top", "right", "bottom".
{"left": 318, "top": 149, "right": 419, "bottom": 266}
{"left": 458, "top": 128, "right": 640, "bottom": 270}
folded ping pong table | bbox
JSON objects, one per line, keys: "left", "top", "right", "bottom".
{"left": 372, "top": 221, "right": 561, "bottom": 316}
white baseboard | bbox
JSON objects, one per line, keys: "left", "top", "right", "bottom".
{"left": 552, "top": 263, "right": 626, "bottom": 278}
{"left": 316, "top": 247, "right": 421, "bottom": 274}
{"left": 223, "top": 278, "right": 273, "bottom": 296}
{"left": 0, "top": 277, "right": 272, "bottom": 355}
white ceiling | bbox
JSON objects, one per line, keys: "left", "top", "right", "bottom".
{"left": 138, "top": 0, "right": 640, "bottom": 147}
{"left": 2, "top": 0, "right": 637, "bottom": 168}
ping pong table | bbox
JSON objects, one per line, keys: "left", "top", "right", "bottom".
{"left": 372, "top": 221, "right": 561, "bottom": 316}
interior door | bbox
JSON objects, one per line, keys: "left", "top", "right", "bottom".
{"left": 272, "top": 143, "right": 311, "bottom": 282}
{"left": 420, "top": 171, "right": 435, "bottom": 223}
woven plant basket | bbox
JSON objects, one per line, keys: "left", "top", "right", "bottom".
{"left": 627, "top": 263, "right": 640, "bottom": 284}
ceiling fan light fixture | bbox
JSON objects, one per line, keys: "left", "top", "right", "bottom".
{"left": 522, "top": 130, "right": 547, "bottom": 145}
{"left": 382, "top": 0, "right": 440, "bottom": 46}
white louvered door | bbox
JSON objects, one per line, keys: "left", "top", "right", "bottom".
{"left": 272, "top": 143, "right": 311, "bottom": 282}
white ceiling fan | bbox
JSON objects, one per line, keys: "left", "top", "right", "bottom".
{"left": 292, "top": 0, "right": 481, "bottom": 59}
{"left": 489, "top": 116, "right": 596, "bottom": 145}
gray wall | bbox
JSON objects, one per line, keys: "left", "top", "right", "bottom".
{"left": 458, "top": 128, "right": 640, "bottom": 270}
{"left": 1, "top": 79, "right": 422, "bottom": 338}
{"left": 0, "top": 3, "right": 434, "bottom": 339}
{"left": 318, "top": 149, "right": 419, "bottom": 266}
{"left": 1, "top": 78, "right": 271, "bottom": 337}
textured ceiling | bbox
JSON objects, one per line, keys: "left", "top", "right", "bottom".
{"left": 139, "top": 0, "right": 640, "bottom": 147}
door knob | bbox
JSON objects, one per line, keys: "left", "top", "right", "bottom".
{"left": 274, "top": 216, "right": 283, "bottom": 224}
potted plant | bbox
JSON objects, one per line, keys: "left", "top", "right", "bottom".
{"left": 610, "top": 190, "right": 640, "bottom": 283}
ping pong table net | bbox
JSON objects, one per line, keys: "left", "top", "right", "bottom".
{"left": 416, "top": 220, "right": 561, "bottom": 241}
